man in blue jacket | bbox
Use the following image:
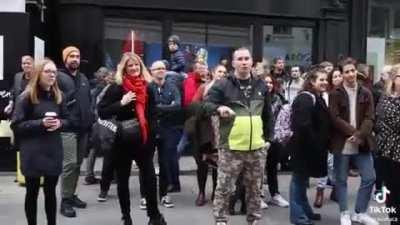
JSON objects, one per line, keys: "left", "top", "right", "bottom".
{"left": 148, "top": 60, "right": 182, "bottom": 207}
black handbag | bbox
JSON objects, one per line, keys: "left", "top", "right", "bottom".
{"left": 91, "top": 118, "right": 118, "bottom": 153}
{"left": 119, "top": 118, "right": 142, "bottom": 145}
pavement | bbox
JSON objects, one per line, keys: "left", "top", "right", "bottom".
{"left": 0, "top": 156, "right": 391, "bottom": 225}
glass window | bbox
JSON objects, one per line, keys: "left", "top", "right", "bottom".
{"left": 104, "top": 18, "right": 162, "bottom": 68}
{"left": 263, "top": 25, "right": 313, "bottom": 67}
{"left": 367, "top": 1, "right": 400, "bottom": 82}
{"left": 172, "top": 22, "right": 252, "bottom": 69}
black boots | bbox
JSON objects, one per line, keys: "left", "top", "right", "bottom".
{"left": 60, "top": 195, "right": 86, "bottom": 217}
{"left": 148, "top": 214, "right": 167, "bottom": 225}
{"left": 60, "top": 198, "right": 76, "bottom": 217}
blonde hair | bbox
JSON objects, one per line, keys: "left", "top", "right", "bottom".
{"left": 385, "top": 64, "right": 400, "bottom": 96}
{"left": 27, "top": 58, "right": 62, "bottom": 104}
{"left": 114, "top": 52, "right": 152, "bottom": 85}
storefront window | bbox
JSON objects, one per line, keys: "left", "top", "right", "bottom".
{"left": 367, "top": 1, "right": 400, "bottom": 82}
{"left": 263, "top": 25, "right": 313, "bottom": 67}
{"left": 104, "top": 18, "right": 162, "bottom": 68}
{"left": 172, "top": 22, "right": 252, "bottom": 69}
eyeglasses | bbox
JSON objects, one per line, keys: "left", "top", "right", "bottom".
{"left": 151, "top": 67, "right": 166, "bottom": 71}
{"left": 43, "top": 70, "right": 57, "bottom": 74}
{"left": 343, "top": 69, "right": 356, "bottom": 74}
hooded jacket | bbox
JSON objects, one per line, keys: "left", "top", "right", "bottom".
{"left": 202, "top": 74, "right": 272, "bottom": 151}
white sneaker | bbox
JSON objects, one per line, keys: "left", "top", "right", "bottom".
{"left": 161, "top": 195, "right": 174, "bottom": 208}
{"left": 215, "top": 222, "right": 227, "bottom": 225}
{"left": 340, "top": 211, "right": 352, "bottom": 225}
{"left": 351, "top": 213, "right": 379, "bottom": 225}
{"left": 248, "top": 220, "right": 259, "bottom": 225}
{"left": 260, "top": 199, "right": 269, "bottom": 209}
{"left": 139, "top": 198, "right": 147, "bottom": 210}
{"left": 270, "top": 194, "right": 289, "bottom": 208}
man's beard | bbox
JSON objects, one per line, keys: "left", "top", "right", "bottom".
{"left": 67, "top": 62, "right": 80, "bottom": 72}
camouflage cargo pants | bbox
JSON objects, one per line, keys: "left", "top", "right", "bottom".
{"left": 213, "top": 147, "right": 267, "bottom": 223}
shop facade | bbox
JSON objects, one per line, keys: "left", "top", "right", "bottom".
{"left": 45, "top": 0, "right": 368, "bottom": 75}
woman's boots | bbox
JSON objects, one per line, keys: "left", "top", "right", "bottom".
{"left": 313, "top": 188, "right": 324, "bottom": 208}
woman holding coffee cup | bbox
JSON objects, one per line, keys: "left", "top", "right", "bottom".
{"left": 11, "top": 58, "right": 70, "bottom": 225}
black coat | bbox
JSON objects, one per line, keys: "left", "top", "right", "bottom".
{"left": 288, "top": 92, "right": 331, "bottom": 177}
{"left": 11, "top": 90, "right": 70, "bottom": 177}
{"left": 57, "top": 69, "right": 93, "bottom": 133}
{"left": 97, "top": 83, "right": 156, "bottom": 157}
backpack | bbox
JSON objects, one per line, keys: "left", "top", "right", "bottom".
{"left": 273, "top": 91, "right": 316, "bottom": 145}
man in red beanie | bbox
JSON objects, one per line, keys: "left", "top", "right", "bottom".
{"left": 57, "top": 46, "right": 94, "bottom": 218}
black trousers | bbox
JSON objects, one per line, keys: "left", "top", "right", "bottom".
{"left": 100, "top": 147, "right": 116, "bottom": 193}
{"left": 193, "top": 143, "right": 217, "bottom": 195}
{"left": 25, "top": 176, "right": 59, "bottom": 225}
{"left": 267, "top": 142, "right": 281, "bottom": 196}
{"left": 380, "top": 158, "right": 400, "bottom": 225}
{"left": 115, "top": 143, "right": 160, "bottom": 220}
{"left": 373, "top": 154, "right": 384, "bottom": 192}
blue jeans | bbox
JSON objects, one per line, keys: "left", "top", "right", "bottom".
{"left": 290, "top": 173, "right": 315, "bottom": 224}
{"left": 334, "top": 152, "right": 376, "bottom": 213}
{"left": 177, "top": 132, "right": 190, "bottom": 157}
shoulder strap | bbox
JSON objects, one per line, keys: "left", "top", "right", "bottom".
{"left": 96, "top": 84, "right": 111, "bottom": 105}
{"left": 300, "top": 91, "right": 316, "bottom": 106}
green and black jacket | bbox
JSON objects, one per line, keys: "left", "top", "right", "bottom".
{"left": 202, "top": 74, "right": 272, "bottom": 151}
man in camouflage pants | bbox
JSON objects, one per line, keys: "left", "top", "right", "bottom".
{"left": 203, "top": 47, "right": 271, "bottom": 225}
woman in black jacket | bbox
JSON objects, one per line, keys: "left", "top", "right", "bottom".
{"left": 11, "top": 58, "right": 70, "bottom": 225}
{"left": 288, "top": 68, "right": 332, "bottom": 225}
{"left": 97, "top": 52, "right": 166, "bottom": 225}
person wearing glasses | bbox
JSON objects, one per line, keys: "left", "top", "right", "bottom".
{"left": 11, "top": 58, "right": 70, "bottom": 225}
{"left": 148, "top": 60, "right": 182, "bottom": 208}
{"left": 329, "top": 57, "right": 378, "bottom": 225}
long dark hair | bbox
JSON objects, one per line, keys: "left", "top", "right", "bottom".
{"left": 328, "top": 67, "right": 341, "bottom": 90}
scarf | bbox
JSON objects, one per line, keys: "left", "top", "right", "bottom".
{"left": 183, "top": 72, "right": 203, "bottom": 107}
{"left": 122, "top": 75, "right": 149, "bottom": 144}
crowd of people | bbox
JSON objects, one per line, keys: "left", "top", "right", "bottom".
{"left": 5, "top": 34, "right": 400, "bottom": 225}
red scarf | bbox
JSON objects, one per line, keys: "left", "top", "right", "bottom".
{"left": 122, "top": 75, "right": 149, "bottom": 144}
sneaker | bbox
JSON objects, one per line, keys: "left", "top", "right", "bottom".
{"left": 261, "top": 199, "right": 269, "bottom": 209}
{"left": 71, "top": 195, "right": 87, "bottom": 208}
{"left": 140, "top": 198, "right": 147, "bottom": 210}
{"left": 351, "top": 213, "right": 379, "bottom": 225}
{"left": 84, "top": 176, "right": 100, "bottom": 185}
{"left": 60, "top": 198, "right": 76, "bottom": 217}
{"left": 340, "top": 211, "right": 352, "bottom": 225}
{"left": 270, "top": 194, "right": 289, "bottom": 207}
{"left": 248, "top": 220, "right": 260, "bottom": 225}
{"left": 161, "top": 195, "right": 174, "bottom": 208}
{"left": 97, "top": 191, "right": 108, "bottom": 202}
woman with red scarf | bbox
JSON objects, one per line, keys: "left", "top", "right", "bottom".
{"left": 98, "top": 53, "right": 166, "bottom": 225}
